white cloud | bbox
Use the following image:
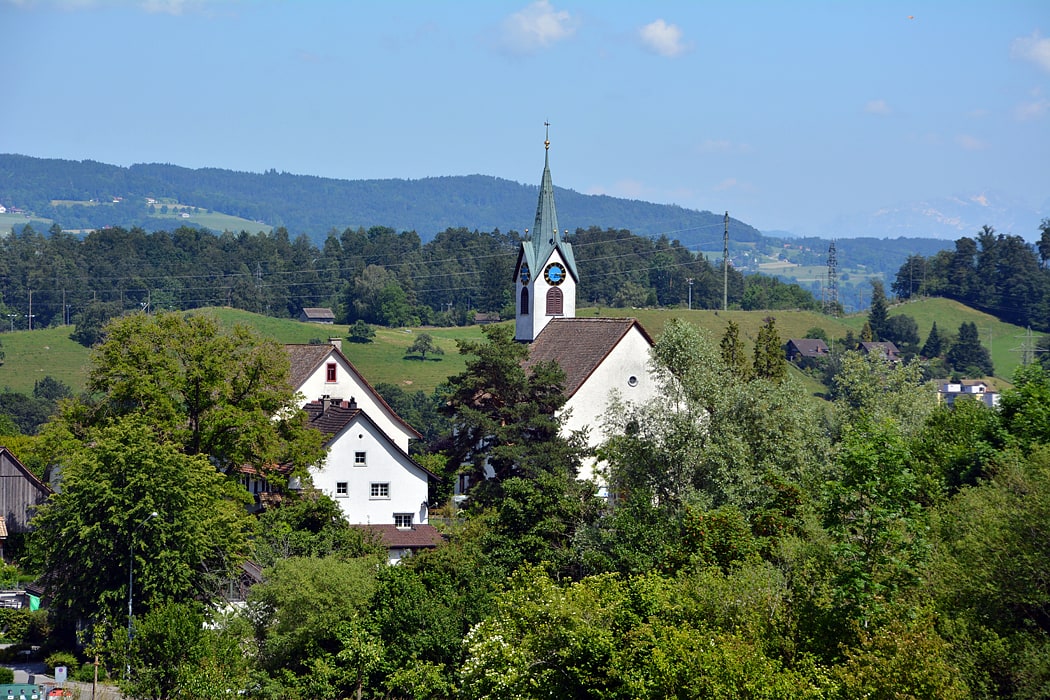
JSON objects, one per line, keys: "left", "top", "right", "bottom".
{"left": 864, "top": 99, "right": 892, "bottom": 115}
{"left": 499, "top": 1, "right": 577, "bottom": 55}
{"left": 1012, "top": 31, "right": 1050, "bottom": 73}
{"left": 638, "top": 19, "right": 688, "bottom": 57}
{"left": 956, "top": 134, "right": 988, "bottom": 151}
{"left": 1016, "top": 98, "right": 1050, "bottom": 120}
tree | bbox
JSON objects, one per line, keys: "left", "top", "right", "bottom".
{"left": 32, "top": 376, "right": 71, "bottom": 402}
{"left": 922, "top": 321, "right": 945, "bottom": 358}
{"left": 27, "top": 415, "right": 255, "bottom": 632}
{"left": 347, "top": 319, "right": 376, "bottom": 343}
{"left": 752, "top": 316, "right": 786, "bottom": 382}
{"left": 882, "top": 314, "right": 920, "bottom": 353}
{"left": 946, "top": 321, "right": 993, "bottom": 376}
{"left": 867, "top": 279, "right": 889, "bottom": 341}
{"left": 441, "top": 324, "right": 580, "bottom": 501}
{"left": 62, "top": 311, "right": 325, "bottom": 478}
{"left": 248, "top": 555, "right": 380, "bottom": 688}
{"left": 1039, "top": 218, "right": 1050, "bottom": 269}
{"left": 406, "top": 332, "right": 444, "bottom": 361}
{"left": 719, "top": 320, "right": 751, "bottom": 380}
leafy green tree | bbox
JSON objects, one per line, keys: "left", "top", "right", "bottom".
{"left": 928, "top": 445, "right": 1050, "bottom": 696}
{"left": 882, "top": 314, "right": 920, "bottom": 353}
{"left": 752, "top": 316, "right": 786, "bottom": 382}
{"left": 406, "top": 332, "right": 444, "bottom": 361}
{"left": 61, "top": 311, "right": 325, "bottom": 478}
{"left": 248, "top": 555, "right": 380, "bottom": 691}
{"left": 251, "top": 492, "right": 383, "bottom": 568}
{"left": 32, "top": 376, "right": 71, "bottom": 402}
{"left": 1039, "top": 218, "right": 1050, "bottom": 269}
{"left": 27, "top": 415, "right": 255, "bottom": 633}
{"left": 804, "top": 326, "right": 829, "bottom": 342}
{"left": 346, "top": 319, "right": 375, "bottom": 343}
{"left": 821, "top": 418, "right": 927, "bottom": 625}
{"left": 946, "top": 321, "right": 993, "bottom": 376}
{"left": 719, "top": 319, "right": 751, "bottom": 380}
{"left": 922, "top": 321, "right": 945, "bottom": 358}
{"left": 831, "top": 350, "right": 935, "bottom": 438}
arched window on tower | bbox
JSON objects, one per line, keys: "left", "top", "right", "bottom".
{"left": 546, "top": 287, "right": 563, "bottom": 316}
{"left": 520, "top": 288, "right": 529, "bottom": 315}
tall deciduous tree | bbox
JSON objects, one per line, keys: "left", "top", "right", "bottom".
{"left": 62, "top": 311, "right": 324, "bottom": 478}
{"left": 27, "top": 415, "right": 254, "bottom": 630}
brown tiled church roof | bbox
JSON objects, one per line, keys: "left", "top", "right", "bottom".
{"left": 525, "top": 318, "right": 653, "bottom": 398}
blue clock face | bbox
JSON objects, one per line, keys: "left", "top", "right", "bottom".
{"left": 544, "top": 262, "right": 566, "bottom": 286}
{"left": 520, "top": 263, "right": 531, "bottom": 284}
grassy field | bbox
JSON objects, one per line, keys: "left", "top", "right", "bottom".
{"left": 0, "top": 300, "right": 1040, "bottom": 397}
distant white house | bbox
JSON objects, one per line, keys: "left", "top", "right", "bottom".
{"left": 937, "top": 380, "right": 1000, "bottom": 408}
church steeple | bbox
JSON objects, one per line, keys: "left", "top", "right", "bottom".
{"left": 515, "top": 126, "right": 578, "bottom": 342}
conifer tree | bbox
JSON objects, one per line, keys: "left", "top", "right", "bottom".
{"left": 867, "top": 280, "right": 889, "bottom": 341}
{"left": 946, "top": 322, "right": 994, "bottom": 376}
{"left": 752, "top": 316, "right": 786, "bottom": 382}
{"left": 861, "top": 321, "right": 874, "bottom": 343}
{"left": 719, "top": 320, "right": 751, "bottom": 380}
{"left": 921, "top": 322, "right": 945, "bottom": 358}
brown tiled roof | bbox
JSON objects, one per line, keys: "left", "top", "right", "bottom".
{"left": 285, "top": 344, "right": 338, "bottom": 389}
{"left": 302, "top": 400, "right": 440, "bottom": 481}
{"left": 352, "top": 524, "right": 446, "bottom": 549}
{"left": 524, "top": 318, "right": 653, "bottom": 398}
{"left": 284, "top": 344, "right": 421, "bottom": 440}
{"left": 786, "top": 338, "right": 829, "bottom": 357}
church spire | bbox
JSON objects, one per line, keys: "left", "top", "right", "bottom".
{"left": 532, "top": 121, "right": 560, "bottom": 252}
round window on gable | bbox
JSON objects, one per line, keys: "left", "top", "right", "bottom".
{"left": 627, "top": 375, "right": 639, "bottom": 387}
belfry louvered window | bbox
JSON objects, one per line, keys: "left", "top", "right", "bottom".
{"left": 546, "top": 287, "right": 563, "bottom": 315}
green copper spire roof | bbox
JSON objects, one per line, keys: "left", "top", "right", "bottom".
{"left": 518, "top": 127, "right": 578, "bottom": 282}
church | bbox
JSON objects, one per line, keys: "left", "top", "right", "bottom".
{"left": 514, "top": 131, "right": 661, "bottom": 484}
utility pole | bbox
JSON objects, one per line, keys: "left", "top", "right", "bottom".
{"left": 686, "top": 278, "right": 694, "bottom": 310}
{"left": 723, "top": 211, "right": 729, "bottom": 311}
{"left": 28, "top": 290, "right": 32, "bottom": 331}
{"left": 824, "top": 241, "right": 838, "bottom": 315}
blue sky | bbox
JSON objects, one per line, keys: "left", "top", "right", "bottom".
{"left": 2, "top": 0, "right": 1048, "bottom": 237}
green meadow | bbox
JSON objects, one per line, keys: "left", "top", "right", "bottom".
{"left": 0, "top": 298, "right": 1040, "bottom": 397}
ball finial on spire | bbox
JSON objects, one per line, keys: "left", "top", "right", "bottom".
{"left": 544, "top": 120, "right": 550, "bottom": 150}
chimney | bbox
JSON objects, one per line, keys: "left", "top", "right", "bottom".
{"left": 348, "top": 397, "right": 357, "bottom": 410}
{"left": 329, "top": 337, "right": 342, "bottom": 352}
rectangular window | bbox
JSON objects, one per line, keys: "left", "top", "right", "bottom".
{"left": 326, "top": 362, "right": 337, "bottom": 382}
{"left": 354, "top": 451, "right": 367, "bottom": 467}
{"left": 335, "top": 481, "right": 348, "bottom": 497}
{"left": 394, "top": 513, "right": 413, "bottom": 529}
{"left": 370, "top": 482, "right": 390, "bottom": 499}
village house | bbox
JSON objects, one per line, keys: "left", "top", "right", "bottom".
{"left": 240, "top": 340, "right": 443, "bottom": 563}
{"left": 937, "top": 379, "right": 1000, "bottom": 409}
{"left": 298, "top": 307, "right": 336, "bottom": 324}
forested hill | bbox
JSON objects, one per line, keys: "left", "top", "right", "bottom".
{"left": 0, "top": 154, "right": 760, "bottom": 248}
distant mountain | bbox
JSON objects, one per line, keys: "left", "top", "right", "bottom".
{"left": 816, "top": 191, "right": 1046, "bottom": 241}
{"left": 0, "top": 154, "right": 762, "bottom": 251}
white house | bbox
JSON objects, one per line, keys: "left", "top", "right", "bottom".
{"left": 302, "top": 397, "right": 436, "bottom": 529}
{"left": 285, "top": 340, "right": 417, "bottom": 452}
{"left": 937, "top": 380, "right": 1000, "bottom": 409}
{"left": 242, "top": 340, "right": 443, "bottom": 562}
